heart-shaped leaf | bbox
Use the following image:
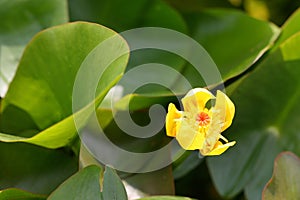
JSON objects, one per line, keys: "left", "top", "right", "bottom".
{"left": 48, "top": 165, "right": 127, "bottom": 200}
{"left": 0, "top": 22, "right": 129, "bottom": 148}
{"left": 48, "top": 165, "right": 102, "bottom": 200}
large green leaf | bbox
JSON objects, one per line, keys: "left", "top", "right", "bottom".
{"left": 48, "top": 165, "right": 127, "bottom": 200}
{"left": 69, "top": 0, "right": 189, "bottom": 112}
{"left": 48, "top": 165, "right": 102, "bottom": 200}
{"left": 69, "top": 0, "right": 187, "bottom": 33}
{"left": 114, "top": 9, "right": 280, "bottom": 111}
{"left": 0, "top": 188, "right": 46, "bottom": 200}
{"left": 262, "top": 152, "right": 300, "bottom": 200}
{"left": 0, "top": 143, "right": 78, "bottom": 194}
{"left": 181, "top": 9, "right": 280, "bottom": 83}
{"left": 0, "top": 22, "right": 129, "bottom": 148}
{"left": 0, "top": 0, "right": 68, "bottom": 97}
{"left": 207, "top": 32, "right": 300, "bottom": 200}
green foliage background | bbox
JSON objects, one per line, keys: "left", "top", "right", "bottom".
{"left": 0, "top": 0, "right": 300, "bottom": 199}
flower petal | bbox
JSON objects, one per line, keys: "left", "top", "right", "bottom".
{"left": 201, "top": 140, "right": 236, "bottom": 156}
{"left": 165, "top": 103, "right": 182, "bottom": 137}
{"left": 181, "top": 88, "right": 214, "bottom": 113}
{"left": 201, "top": 90, "right": 226, "bottom": 154}
{"left": 176, "top": 120, "right": 205, "bottom": 150}
{"left": 218, "top": 91, "right": 235, "bottom": 132}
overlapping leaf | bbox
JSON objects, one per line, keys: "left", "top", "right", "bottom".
{"left": 116, "top": 9, "right": 280, "bottom": 111}
{"left": 207, "top": 31, "right": 300, "bottom": 200}
{"left": 0, "top": 0, "right": 68, "bottom": 97}
{"left": 48, "top": 165, "right": 127, "bottom": 200}
{"left": 0, "top": 22, "right": 129, "bottom": 148}
{"left": 180, "top": 9, "right": 279, "bottom": 84}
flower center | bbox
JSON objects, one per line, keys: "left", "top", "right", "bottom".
{"left": 196, "top": 112, "right": 210, "bottom": 126}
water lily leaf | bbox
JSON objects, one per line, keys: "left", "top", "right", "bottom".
{"left": 181, "top": 9, "right": 280, "bottom": 84}
{"left": 207, "top": 32, "right": 300, "bottom": 200}
{"left": 262, "top": 152, "right": 300, "bottom": 200}
{"left": 0, "top": 0, "right": 68, "bottom": 97}
{"left": 0, "top": 22, "right": 129, "bottom": 148}
{"left": 0, "top": 188, "right": 46, "bottom": 200}
{"left": 48, "top": 165, "right": 102, "bottom": 200}
{"left": 115, "top": 9, "right": 280, "bottom": 111}
{"left": 48, "top": 165, "right": 127, "bottom": 200}
{"left": 69, "top": 0, "right": 189, "bottom": 112}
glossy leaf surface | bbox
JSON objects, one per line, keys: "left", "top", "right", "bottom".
{"left": 207, "top": 32, "right": 300, "bottom": 200}
{"left": 0, "top": 22, "right": 129, "bottom": 148}
{"left": 48, "top": 165, "right": 102, "bottom": 200}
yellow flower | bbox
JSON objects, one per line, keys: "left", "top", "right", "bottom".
{"left": 165, "top": 88, "right": 236, "bottom": 156}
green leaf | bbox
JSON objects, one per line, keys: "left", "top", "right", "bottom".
{"left": 48, "top": 165, "right": 102, "bottom": 200}
{"left": 182, "top": 9, "right": 280, "bottom": 83}
{"left": 69, "top": 0, "right": 187, "bottom": 33}
{"left": 49, "top": 165, "right": 127, "bottom": 200}
{"left": 0, "top": 22, "right": 129, "bottom": 148}
{"left": 138, "top": 196, "right": 195, "bottom": 200}
{"left": 0, "top": 0, "right": 68, "bottom": 97}
{"left": 102, "top": 166, "right": 128, "bottom": 200}
{"left": 69, "top": 0, "right": 189, "bottom": 112}
{"left": 0, "top": 188, "right": 46, "bottom": 200}
{"left": 262, "top": 152, "right": 300, "bottom": 200}
{"left": 273, "top": 8, "right": 300, "bottom": 49}
{"left": 0, "top": 143, "right": 78, "bottom": 194}
{"left": 116, "top": 9, "right": 280, "bottom": 111}
{"left": 207, "top": 32, "right": 300, "bottom": 200}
